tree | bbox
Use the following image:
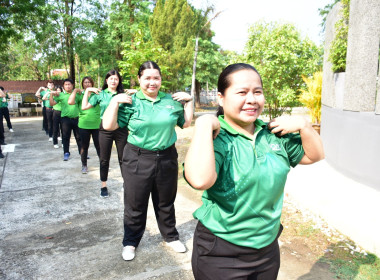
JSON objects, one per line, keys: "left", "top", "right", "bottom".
{"left": 244, "top": 21, "right": 322, "bottom": 119}
{"left": 0, "top": 0, "right": 45, "bottom": 50}
{"left": 185, "top": 38, "right": 227, "bottom": 106}
{"left": 150, "top": 0, "right": 199, "bottom": 91}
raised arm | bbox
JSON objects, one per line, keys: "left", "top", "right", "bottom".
{"left": 68, "top": 88, "right": 81, "bottom": 105}
{"left": 0, "top": 88, "right": 5, "bottom": 98}
{"left": 35, "top": 87, "right": 45, "bottom": 98}
{"left": 82, "top": 87, "right": 99, "bottom": 110}
{"left": 172, "top": 91, "right": 193, "bottom": 128}
{"left": 102, "top": 94, "right": 132, "bottom": 131}
{"left": 49, "top": 91, "right": 58, "bottom": 106}
{"left": 268, "top": 116, "right": 325, "bottom": 164}
{"left": 184, "top": 114, "right": 220, "bottom": 190}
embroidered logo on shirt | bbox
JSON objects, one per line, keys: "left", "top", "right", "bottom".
{"left": 166, "top": 105, "right": 174, "bottom": 110}
{"left": 269, "top": 143, "right": 281, "bottom": 151}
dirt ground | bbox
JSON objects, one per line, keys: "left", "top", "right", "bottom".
{"left": 1, "top": 116, "right": 371, "bottom": 280}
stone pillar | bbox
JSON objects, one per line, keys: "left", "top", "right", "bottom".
{"left": 321, "top": 2, "right": 343, "bottom": 108}
{"left": 343, "top": 0, "right": 380, "bottom": 111}
{"left": 321, "top": 0, "right": 380, "bottom": 190}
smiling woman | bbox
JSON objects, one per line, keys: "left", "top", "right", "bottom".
{"left": 102, "top": 61, "right": 194, "bottom": 262}
{"left": 184, "top": 63, "right": 324, "bottom": 279}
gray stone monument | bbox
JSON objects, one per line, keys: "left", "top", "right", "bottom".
{"left": 321, "top": 0, "right": 380, "bottom": 190}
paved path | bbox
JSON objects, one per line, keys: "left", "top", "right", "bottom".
{"left": 0, "top": 117, "right": 337, "bottom": 279}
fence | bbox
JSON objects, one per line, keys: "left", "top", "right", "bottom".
{"left": 199, "top": 90, "right": 218, "bottom": 104}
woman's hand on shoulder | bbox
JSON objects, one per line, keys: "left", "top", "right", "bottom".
{"left": 112, "top": 93, "right": 132, "bottom": 104}
{"left": 268, "top": 116, "right": 310, "bottom": 136}
{"left": 172, "top": 91, "right": 192, "bottom": 103}
{"left": 124, "top": 89, "right": 137, "bottom": 95}
{"left": 195, "top": 114, "right": 221, "bottom": 139}
{"left": 86, "top": 87, "right": 101, "bottom": 94}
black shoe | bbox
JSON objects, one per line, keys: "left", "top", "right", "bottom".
{"left": 0, "top": 153, "right": 4, "bottom": 158}
{"left": 0, "top": 142, "right": 7, "bottom": 145}
{"left": 100, "top": 187, "right": 109, "bottom": 198}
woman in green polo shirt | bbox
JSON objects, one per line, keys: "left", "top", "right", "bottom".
{"left": 81, "top": 70, "right": 128, "bottom": 198}
{"left": 102, "top": 61, "right": 193, "bottom": 261}
{"left": 68, "top": 76, "right": 101, "bottom": 174}
{"left": 184, "top": 63, "right": 325, "bottom": 279}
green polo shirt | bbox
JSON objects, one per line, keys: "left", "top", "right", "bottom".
{"left": 76, "top": 92, "right": 101, "bottom": 129}
{"left": 88, "top": 88, "right": 117, "bottom": 118}
{"left": 53, "top": 91, "right": 80, "bottom": 118}
{"left": 41, "top": 90, "right": 53, "bottom": 108}
{"left": 0, "top": 93, "right": 10, "bottom": 108}
{"left": 117, "top": 90, "right": 185, "bottom": 151}
{"left": 188, "top": 116, "right": 304, "bottom": 249}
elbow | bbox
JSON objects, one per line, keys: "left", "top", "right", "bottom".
{"left": 182, "top": 121, "right": 191, "bottom": 128}
{"left": 184, "top": 171, "right": 216, "bottom": 190}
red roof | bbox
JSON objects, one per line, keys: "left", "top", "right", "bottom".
{"left": 0, "top": 80, "right": 65, "bottom": 94}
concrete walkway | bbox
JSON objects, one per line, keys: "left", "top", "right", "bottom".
{"left": 0, "top": 116, "right": 375, "bottom": 279}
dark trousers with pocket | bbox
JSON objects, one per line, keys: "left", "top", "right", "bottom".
{"left": 98, "top": 122, "right": 128, "bottom": 182}
{"left": 122, "top": 142, "right": 179, "bottom": 248}
{"left": 61, "top": 117, "right": 81, "bottom": 155}
{"left": 52, "top": 110, "right": 62, "bottom": 145}
{"left": 46, "top": 108, "right": 54, "bottom": 137}
{"left": 0, "top": 108, "right": 4, "bottom": 143}
{"left": 192, "top": 222, "right": 282, "bottom": 280}
{"left": 79, "top": 127, "right": 100, "bottom": 166}
{"left": 1, "top": 107, "right": 12, "bottom": 130}
{"left": 42, "top": 106, "right": 48, "bottom": 133}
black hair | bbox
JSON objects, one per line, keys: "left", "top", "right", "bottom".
{"left": 102, "top": 70, "right": 124, "bottom": 93}
{"left": 0, "top": 86, "right": 4, "bottom": 91}
{"left": 56, "top": 86, "right": 63, "bottom": 92}
{"left": 138, "top": 61, "right": 161, "bottom": 78}
{"left": 81, "top": 76, "right": 94, "bottom": 88}
{"left": 216, "top": 63, "right": 263, "bottom": 117}
{"left": 63, "top": 78, "right": 74, "bottom": 85}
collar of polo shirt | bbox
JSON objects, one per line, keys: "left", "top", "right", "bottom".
{"left": 218, "top": 115, "right": 267, "bottom": 140}
{"left": 136, "top": 90, "right": 165, "bottom": 102}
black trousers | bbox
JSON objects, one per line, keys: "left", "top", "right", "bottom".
{"left": 53, "top": 110, "right": 62, "bottom": 145}
{"left": 46, "top": 108, "right": 54, "bottom": 137}
{"left": 122, "top": 143, "right": 179, "bottom": 248}
{"left": 98, "top": 122, "right": 128, "bottom": 182}
{"left": 1, "top": 107, "right": 12, "bottom": 129}
{"left": 0, "top": 108, "right": 4, "bottom": 143}
{"left": 79, "top": 128, "right": 100, "bottom": 166}
{"left": 61, "top": 117, "right": 81, "bottom": 154}
{"left": 192, "top": 222, "right": 282, "bottom": 280}
{"left": 42, "top": 106, "right": 48, "bottom": 133}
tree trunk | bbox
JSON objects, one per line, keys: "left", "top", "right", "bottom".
{"left": 195, "top": 79, "right": 201, "bottom": 108}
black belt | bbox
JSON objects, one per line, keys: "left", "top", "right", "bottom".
{"left": 127, "top": 142, "right": 175, "bottom": 156}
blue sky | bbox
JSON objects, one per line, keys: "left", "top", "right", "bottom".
{"left": 190, "top": 0, "right": 333, "bottom": 53}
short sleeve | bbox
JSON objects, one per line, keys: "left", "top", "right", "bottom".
{"left": 213, "top": 135, "right": 228, "bottom": 176}
{"left": 280, "top": 133, "right": 304, "bottom": 167}
{"left": 117, "top": 103, "right": 134, "bottom": 129}
{"left": 76, "top": 93, "right": 83, "bottom": 105}
{"left": 174, "top": 102, "right": 185, "bottom": 128}
{"left": 88, "top": 94, "right": 99, "bottom": 107}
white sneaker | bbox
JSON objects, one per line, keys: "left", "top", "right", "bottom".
{"left": 9, "top": 129, "right": 14, "bottom": 133}
{"left": 122, "top": 246, "right": 135, "bottom": 261}
{"left": 58, "top": 137, "right": 62, "bottom": 141}
{"left": 54, "top": 144, "right": 59, "bottom": 149}
{"left": 48, "top": 137, "right": 53, "bottom": 142}
{"left": 165, "top": 240, "right": 186, "bottom": 253}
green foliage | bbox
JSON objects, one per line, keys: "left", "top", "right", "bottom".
{"left": 244, "top": 21, "right": 322, "bottom": 119}
{"left": 299, "top": 72, "right": 322, "bottom": 124}
{"left": 329, "top": 0, "right": 350, "bottom": 73}
{"left": 184, "top": 38, "right": 227, "bottom": 90}
{"left": 318, "top": 0, "right": 340, "bottom": 32}
{"left": 321, "top": 241, "right": 380, "bottom": 280}
{"left": 0, "top": 0, "right": 45, "bottom": 49}
{"left": 150, "top": 0, "right": 201, "bottom": 91}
